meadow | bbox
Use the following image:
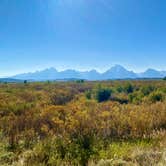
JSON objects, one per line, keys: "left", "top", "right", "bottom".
{"left": 0, "top": 80, "right": 166, "bottom": 166}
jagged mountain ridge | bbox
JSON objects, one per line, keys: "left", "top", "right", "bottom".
{"left": 11, "top": 65, "right": 166, "bottom": 80}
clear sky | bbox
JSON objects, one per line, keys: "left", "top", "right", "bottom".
{"left": 0, "top": 0, "right": 166, "bottom": 76}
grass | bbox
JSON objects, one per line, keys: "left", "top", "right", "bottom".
{"left": 0, "top": 81, "right": 166, "bottom": 165}
{"left": 0, "top": 132, "right": 166, "bottom": 166}
{"left": 98, "top": 139, "right": 156, "bottom": 160}
{"left": 94, "top": 133, "right": 166, "bottom": 166}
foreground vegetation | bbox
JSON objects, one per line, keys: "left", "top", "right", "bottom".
{"left": 0, "top": 80, "right": 166, "bottom": 166}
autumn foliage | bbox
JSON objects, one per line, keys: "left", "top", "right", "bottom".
{"left": 0, "top": 80, "right": 166, "bottom": 165}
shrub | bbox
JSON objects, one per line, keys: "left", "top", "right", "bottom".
{"left": 23, "top": 137, "right": 98, "bottom": 166}
{"left": 85, "top": 90, "right": 92, "bottom": 100}
{"left": 129, "top": 92, "right": 143, "bottom": 104}
{"left": 124, "top": 83, "right": 134, "bottom": 94}
{"left": 116, "top": 86, "right": 124, "bottom": 93}
{"left": 76, "top": 79, "right": 85, "bottom": 83}
{"left": 95, "top": 88, "right": 112, "bottom": 102}
{"left": 50, "top": 90, "right": 74, "bottom": 105}
{"left": 149, "top": 91, "right": 165, "bottom": 103}
{"left": 141, "top": 85, "right": 155, "bottom": 96}
{"left": 0, "top": 152, "right": 16, "bottom": 165}
{"left": 24, "top": 80, "right": 28, "bottom": 84}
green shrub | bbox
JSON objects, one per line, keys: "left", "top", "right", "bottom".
{"left": 141, "top": 85, "right": 155, "bottom": 96}
{"left": 76, "top": 79, "right": 85, "bottom": 83}
{"left": 0, "top": 152, "right": 16, "bottom": 165}
{"left": 85, "top": 90, "right": 92, "bottom": 100}
{"left": 129, "top": 92, "right": 143, "bottom": 104}
{"left": 95, "top": 88, "right": 112, "bottom": 102}
{"left": 23, "top": 137, "right": 98, "bottom": 166}
{"left": 149, "top": 91, "right": 165, "bottom": 103}
{"left": 124, "top": 83, "right": 134, "bottom": 94}
{"left": 116, "top": 86, "right": 124, "bottom": 93}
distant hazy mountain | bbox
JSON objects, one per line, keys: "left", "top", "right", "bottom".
{"left": 140, "top": 69, "right": 164, "bottom": 78}
{"left": 13, "top": 68, "right": 58, "bottom": 81}
{"left": 80, "top": 70, "right": 101, "bottom": 80}
{"left": 161, "top": 71, "right": 166, "bottom": 76}
{"left": 0, "top": 78, "right": 23, "bottom": 83}
{"left": 12, "top": 68, "right": 102, "bottom": 80}
{"left": 11, "top": 65, "right": 166, "bottom": 81}
{"left": 102, "top": 65, "right": 137, "bottom": 79}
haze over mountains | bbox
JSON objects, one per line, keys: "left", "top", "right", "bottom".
{"left": 9, "top": 65, "right": 166, "bottom": 81}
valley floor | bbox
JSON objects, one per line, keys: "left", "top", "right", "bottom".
{"left": 0, "top": 80, "right": 166, "bottom": 165}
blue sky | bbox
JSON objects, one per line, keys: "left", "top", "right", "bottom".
{"left": 0, "top": 0, "right": 166, "bottom": 76}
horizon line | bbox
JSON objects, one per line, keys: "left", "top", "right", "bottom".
{"left": 1, "top": 64, "right": 166, "bottom": 78}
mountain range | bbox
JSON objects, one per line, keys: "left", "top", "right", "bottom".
{"left": 8, "top": 65, "right": 166, "bottom": 81}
